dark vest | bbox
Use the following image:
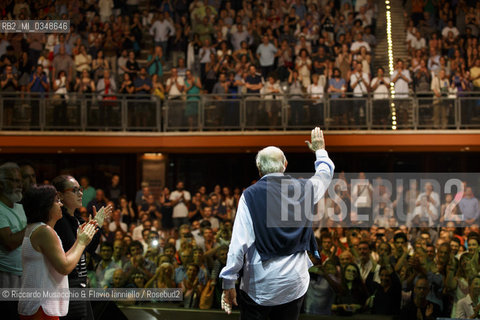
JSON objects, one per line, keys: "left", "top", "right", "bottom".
{"left": 243, "top": 174, "right": 319, "bottom": 261}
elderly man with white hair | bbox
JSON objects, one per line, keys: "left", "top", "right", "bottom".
{"left": 0, "top": 162, "right": 27, "bottom": 319}
{"left": 220, "top": 127, "right": 334, "bottom": 320}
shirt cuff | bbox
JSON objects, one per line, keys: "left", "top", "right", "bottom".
{"left": 315, "top": 149, "right": 328, "bottom": 159}
{"left": 222, "top": 279, "right": 236, "bottom": 290}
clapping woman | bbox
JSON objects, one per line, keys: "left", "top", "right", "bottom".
{"left": 18, "top": 185, "right": 98, "bottom": 319}
{"left": 53, "top": 175, "right": 111, "bottom": 319}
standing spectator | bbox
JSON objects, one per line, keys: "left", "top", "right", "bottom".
{"left": 455, "top": 275, "right": 480, "bottom": 319}
{"left": 350, "top": 32, "right": 371, "bottom": 58}
{"left": 133, "top": 67, "right": 153, "bottom": 127}
{"left": 119, "top": 73, "right": 135, "bottom": 95}
{"left": 86, "top": 189, "right": 108, "bottom": 216}
{"left": 147, "top": 46, "right": 165, "bottom": 79}
{"left": 470, "top": 58, "right": 480, "bottom": 91}
{"left": 256, "top": 36, "right": 278, "bottom": 79}
{"left": 198, "top": 39, "right": 215, "bottom": 82}
{"left": 106, "top": 174, "right": 122, "bottom": 206}
{"left": 52, "top": 46, "right": 74, "bottom": 85}
{"left": 117, "top": 49, "right": 129, "bottom": 79}
{"left": 230, "top": 23, "right": 251, "bottom": 52}
{"left": 149, "top": 11, "right": 176, "bottom": 58}
{"left": 19, "top": 185, "right": 97, "bottom": 319}
{"left": 126, "top": 51, "right": 140, "bottom": 81}
{"left": 27, "top": 65, "right": 49, "bottom": 128}
{"left": 391, "top": 59, "right": 412, "bottom": 125}
{"left": 0, "top": 163, "right": 26, "bottom": 320}
{"left": 184, "top": 69, "right": 202, "bottom": 130}
{"left": 459, "top": 187, "right": 479, "bottom": 225}
{"left": 80, "top": 176, "right": 96, "bottom": 208}
{"left": 74, "top": 70, "right": 96, "bottom": 94}
{"left": 307, "top": 73, "right": 326, "bottom": 126}
{"left": 332, "top": 263, "right": 368, "bottom": 315}
{"left": 328, "top": 67, "right": 347, "bottom": 125}
{"left": 212, "top": 72, "right": 229, "bottom": 126}
{"left": 97, "top": 69, "right": 118, "bottom": 128}
{"left": 288, "top": 69, "right": 305, "bottom": 126}
{"left": 370, "top": 67, "right": 390, "bottom": 127}
{"left": 170, "top": 181, "right": 191, "bottom": 228}
{"left": 263, "top": 75, "right": 282, "bottom": 128}
{"left": 19, "top": 163, "right": 36, "bottom": 195}
{"left": 431, "top": 69, "right": 451, "bottom": 129}
{"left": 400, "top": 276, "right": 442, "bottom": 320}
{"left": 349, "top": 62, "right": 370, "bottom": 124}
{"left": 295, "top": 48, "right": 313, "bottom": 88}
{"left": 244, "top": 65, "right": 263, "bottom": 127}
{"left": 95, "top": 242, "right": 119, "bottom": 288}
{"left": 165, "top": 67, "right": 185, "bottom": 127}
{"left": 51, "top": 70, "right": 70, "bottom": 127}
{"left": 74, "top": 45, "right": 92, "bottom": 75}
{"left": 0, "top": 64, "right": 19, "bottom": 127}
{"left": 99, "top": 0, "right": 114, "bottom": 23}
{"left": 92, "top": 50, "right": 110, "bottom": 82}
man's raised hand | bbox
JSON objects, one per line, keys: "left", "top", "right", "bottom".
{"left": 305, "top": 127, "right": 325, "bottom": 152}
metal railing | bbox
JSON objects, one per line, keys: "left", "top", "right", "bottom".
{"left": 0, "top": 92, "right": 479, "bottom": 131}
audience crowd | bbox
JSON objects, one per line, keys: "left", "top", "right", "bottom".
{"left": 1, "top": 161, "right": 480, "bottom": 318}
{"left": 2, "top": 1, "right": 480, "bottom": 128}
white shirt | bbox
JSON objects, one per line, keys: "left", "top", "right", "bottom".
{"left": 350, "top": 40, "right": 371, "bottom": 53}
{"left": 220, "top": 149, "right": 334, "bottom": 306}
{"left": 371, "top": 76, "right": 390, "bottom": 99}
{"left": 109, "top": 221, "right": 128, "bottom": 233}
{"left": 166, "top": 76, "right": 185, "bottom": 97}
{"left": 456, "top": 294, "right": 475, "bottom": 319}
{"left": 149, "top": 19, "right": 175, "bottom": 42}
{"left": 350, "top": 72, "right": 370, "bottom": 97}
{"left": 170, "top": 190, "right": 191, "bottom": 218}
{"left": 392, "top": 69, "right": 411, "bottom": 96}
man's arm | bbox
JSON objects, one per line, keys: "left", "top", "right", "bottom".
{"left": 0, "top": 226, "right": 25, "bottom": 251}
{"left": 305, "top": 127, "right": 335, "bottom": 203}
{"left": 219, "top": 194, "right": 254, "bottom": 313}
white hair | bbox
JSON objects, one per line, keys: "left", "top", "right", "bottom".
{"left": 0, "top": 162, "right": 20, "bottom": 181}
{"left": 256, "top": 146, "right": 286, "bottom": 176}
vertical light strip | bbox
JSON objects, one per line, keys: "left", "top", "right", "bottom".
{"left": 385, "top": 0, "right": 396, "bottom": 130}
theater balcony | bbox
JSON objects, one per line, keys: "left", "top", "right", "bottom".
{"left": 0, "top": 93, "right": 479, "bottom": 154}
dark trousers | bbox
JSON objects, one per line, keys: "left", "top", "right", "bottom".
{"left": 238, "top": 289, "right": 304, "bottom": 320}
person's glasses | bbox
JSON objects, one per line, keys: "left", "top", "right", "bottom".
{"left": 64, "top": 187, "right": 83, "bottom": 194}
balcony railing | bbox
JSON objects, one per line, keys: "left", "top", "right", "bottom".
{"left": 0, "top": 92, "right": 479, "bottom": 131}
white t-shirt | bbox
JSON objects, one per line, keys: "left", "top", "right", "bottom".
{"left": 166, "top": 77, "right": 185, "bottom": 97}
{"left": 350, "top": 72, "right": 370, "bottom": 97}
{"left": 371, "top": 76, "right": 390, "bottom": 99}
{"left": 170, "top": 190, "right": 191, "bottom": 218}
{"left": 392, "top": 69, "right": 411, "bottom": 96}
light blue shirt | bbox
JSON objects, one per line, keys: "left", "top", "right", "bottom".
{"left": 219, "top": 149, "right": 334, "bottom": 306}
{"left": 256, "top": 43, "right": 278, "bottom": 67}
{"left": 459, "top": 197, "right": 479, "bottom": 221}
